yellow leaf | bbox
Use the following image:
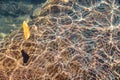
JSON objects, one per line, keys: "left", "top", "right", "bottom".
{"left": 22, "top": 21, "right": 30, "bottom": 40}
